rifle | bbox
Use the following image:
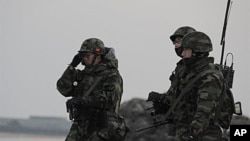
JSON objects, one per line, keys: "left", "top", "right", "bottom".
{"left": 66, "top": 77, "right": 103, "bottom": 120}
{"left": 136, "top": 69, "right": 218, "bottom": 132}
{"left": 135, "top": 101, "right": 173, "bottom": 132}
{"left": 135, "top": 120, "right": 170, "bottom": 132}
{"left": 66, "top": 101, "right": 79, "bottom": 120}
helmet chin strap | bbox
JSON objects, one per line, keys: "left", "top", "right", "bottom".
{"left": 192, "top": 52, "right": 209, "bottom": 57}
{"left": 90, "top": 54, "right": 98, "bottom": 66}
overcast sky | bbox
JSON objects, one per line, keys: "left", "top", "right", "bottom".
{"left": 1, "top": 0, "right": 249, "bottom": 119}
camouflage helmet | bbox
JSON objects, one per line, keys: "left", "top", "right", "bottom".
{"left": 79, "top": 38, "right": 105, "bottom": 55}
{"left": 181, "top": 31, "right": 213, "bottom": 53}
{"left": 170, "top": 26, "right": 196, "bottom": 42}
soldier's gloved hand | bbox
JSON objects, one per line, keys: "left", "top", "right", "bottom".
{"left": 190, "top": 120, "right": 203, "bottom": 140}
{"left": 70, "top": 53, "right": 82, "bottom": 67}
{"left": 67, "top": 97, "right": 85, "bottom": 106}
{"left": 147, "top": 91, "right": 161, "bottom": 102}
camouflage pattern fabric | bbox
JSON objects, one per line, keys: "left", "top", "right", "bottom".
{"left": 168, "top": 59, "right": 187, "bottom": 94}
{"left": 170, "top": 26, "right": 196, "bottom": 42}
{"left": 159, "top": 59, "right": 187, "bottom": 136}
{"left": 172, "top": 57, "right": 224, "bottom": 141}
{"left": 57, "top": 48, "right": 128, "bottom": 141}
{"left": 181, "top": 31, "right": 213, "bottom": 53}
{"left": 79, "top": 38, "right": 105, "bottom": 55}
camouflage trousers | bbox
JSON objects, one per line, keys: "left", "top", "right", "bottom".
{"left": 65, "top": 115, "right": 128, "bottom": 141}
{"left": 175, "top": 123, "right": 222, "bottom": 141}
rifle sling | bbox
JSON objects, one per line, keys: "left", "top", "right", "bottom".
{"left": 160, "top": 69, "right": 218, "bottom": 122}
{"left": 83, "top": 76, "right": 102, "bottom": 97}
{"left": 82, "top": 71, "right": 121, "bottom": 114}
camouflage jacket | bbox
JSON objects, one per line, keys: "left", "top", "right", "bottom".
{"left": 173, "top": 57, "right": 224, "bottom": 131}
{"left": 57, "top": 48, "right": 123, "bottom": 118}
{"left": 160, "top": 59, "right": 186, "bottom": 106}
{"left": 168, "top": 59, "right": 186, "bottom": 95}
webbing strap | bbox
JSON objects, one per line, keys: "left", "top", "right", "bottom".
{"left": 160, "top": 69, "right": 219, "bottom": 122}
{"left": 83, "top": 76, "right": 102, "bottom": 97}
{"left": 83, "top": 70, "right": 122, "bottom": 113}
{"left": 83, "top": 70, "right": 111, "bottom": 97}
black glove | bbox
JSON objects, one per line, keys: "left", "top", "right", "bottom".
{"left": 66, "top": 97, "right": 85, "bottom": 106}
{"left": 147, "top": 91, "right": 161, "bottom": 102}
{"left": 70, "top": 53, "right": 82, "bottom": 67}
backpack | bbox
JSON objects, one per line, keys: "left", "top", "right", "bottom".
{"left": 204, "top": 66, "right": 241, "bottom": 129}
{"left": 215, "top": 82, "right": 235, "bottom": 129}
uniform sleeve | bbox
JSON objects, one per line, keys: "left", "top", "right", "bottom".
{"left": 192, "top": 73, "right": 223, "bottom": 131}
{"left": 56, "top": 66, "right": 78, "bottom": 97}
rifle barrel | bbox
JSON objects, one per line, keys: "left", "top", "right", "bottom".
{"left": 135, "top": 121, "right": 168, "bottom": 132}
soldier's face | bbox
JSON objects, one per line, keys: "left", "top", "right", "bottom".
{"left": 182, "top": 48, "right": 192, "bottom": 58}
{"left": 83, "top": 53, "right": 101, "bottom": 65}
{"left": 173, "top": 37, "right": 182, "bottom": 48}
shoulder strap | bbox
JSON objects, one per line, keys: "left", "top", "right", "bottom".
{"left": 160, "top": 69, "right": 219, "bottom": 122}
{"left": 83, "top": 69, "right": 122, "bottom": 114}
{"left": 83, "top": 69, "right": 113, "bottom": 97}
{"left": 83, "top": 76, "right": 103, "bottom": 97}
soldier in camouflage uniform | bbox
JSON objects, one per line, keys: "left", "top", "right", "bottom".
{"left": 173, "top": 31, "right": 225, "bottom": 141}
{"left": 56, "top": 38, "right": 128, "bottom": 141}
{"left": 170, "top": 26, "right": 197, "bottom": 58}
{"left": 147, "top": 26, "right": 196, "bottom": 136}
{"left": 169, "top": 26, "right": 197, "bottom": 88}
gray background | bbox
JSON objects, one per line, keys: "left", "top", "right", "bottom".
{"left": 1, "top": 0, "right": 249, "bottom": 119}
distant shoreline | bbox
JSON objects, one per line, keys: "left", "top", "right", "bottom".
{"left": 0, "top": 132, "right": 65, "bottom": 139}
{"left": 0, "top": 116, "right": 70, "bottom": 138}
